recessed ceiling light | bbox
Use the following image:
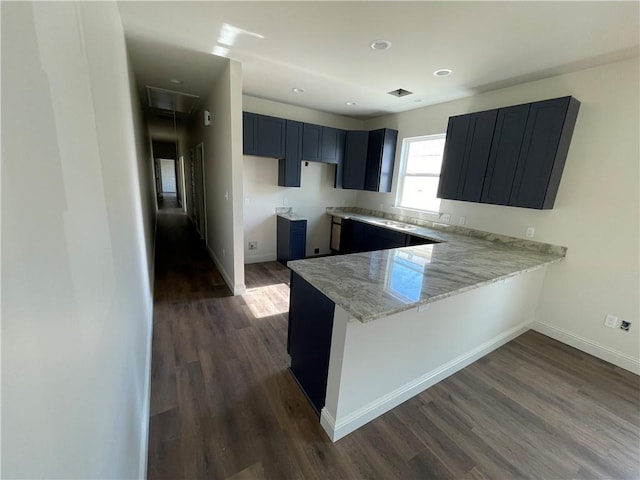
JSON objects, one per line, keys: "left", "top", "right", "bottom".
{"left": 345, "top": 101, "right": 357, "bottom": 106}
{"left": 169, "top": 79, "right": 183, "bottom": 85}
{"left": 433, "top": 69, "right": 453, "bottom": 77}
{"left": 292, "top": 87, "right": 305, "bottom": 93}
{"left": 370, "top": 39, "right": 391, "bottom": 50}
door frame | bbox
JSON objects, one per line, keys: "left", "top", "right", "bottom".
{"left": 195, "top": 142, "right": 207, "bottom": 245}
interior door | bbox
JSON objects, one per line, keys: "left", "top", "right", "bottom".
{"left": 194, "top": 143, "right": 206, "bottom": 242}
{"left": 189, "top": 149, "right": 197, "bottom": 223}
{"left": 160, "top": 159, "right": 177, "bottom": 193}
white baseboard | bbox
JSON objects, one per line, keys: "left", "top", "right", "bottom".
{"left": 321, "top": 321, "right": 530, "bottom": 442}
{"left": 207, "top": 245, "right": 246, "bottom": 296}
{"left": 244, "top": 252, "right": 277, "bottom": 264}
{"left": 532, "top": 320, "right": 640, "bottom": 375}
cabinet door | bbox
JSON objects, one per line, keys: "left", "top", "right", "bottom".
{"left": 278, "top": 120, "right": 302, "bottom": 187}
{"left": 457, "top": 110, "right": 498, "bottom": 202}
{"left": 302, "top": 123, "right": 322, "bottom": 161}
{"left": 243, "top": 112, "right": 258, "bottom": 155}
{"left": 509, "top": 97, "right": 575, "bottom": 209}
{"left": 481, "top": 104, "right": 530, "bottom": 205}
{"left": 363, "top": 223, "right": 407, "bottom": 250}
{"left": 320, "top": 127, "right": 345, "bottom": 164}
{"left": 257, "top": 114, "right": 286, "bottom": 158}
{"left": 342, "top": 131, "right": 369, "bottom": 190}
{"left": 365, "top": 128, "right": 397, "bottom": 192}
{"left": 438, "top": 111, "right": 497, "bottom": 202}
{"left": 341, "top": 218, "right": 365, "bottom": 253}
{"left": 290, "top": 223, "right": 307, "bottom": 260}
{"left": 438, "top": 115, "right": 471, "bottom": 199}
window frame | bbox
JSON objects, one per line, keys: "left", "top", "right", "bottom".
{"left": 394, "top": 133, "right": 446, "bottom": 214}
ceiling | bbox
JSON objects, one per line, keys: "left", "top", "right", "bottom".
{"left": 119, "top": 1, "right": 639, "bottom": 121}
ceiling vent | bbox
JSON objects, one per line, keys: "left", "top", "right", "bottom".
{"left": 146, "top": 86, "right": 200, "bottom": 115}
{"left": 387, "top": 88, "right": 413, "bottom": 98}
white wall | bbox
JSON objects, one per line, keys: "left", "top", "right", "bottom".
{"left": 359, "top": 58, "right": 640, "bottom": 371}
{"left": 242, "top": 96, "right": 362, "bottom": 262}
{"left": 2, "top": 2, "right": 155, "bottom": 478}
{"left": 188, "top": 61, "right": 245, "bottom": 294}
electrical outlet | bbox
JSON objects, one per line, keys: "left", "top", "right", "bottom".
{"left": 314, "top": 248, "right": 320, "bottom": 254}
{"left": 417, "top": 303, "right": 429, "bottom": 312}
{"left": 459, "top": 216, "right": 466, "bottom": 225}
{"left": 525, "top": 227, "right": 535, "bottom": 238}
{"left": 441, "top": 213, "right": 451, "bottom": 222}
{"left": 604, "top": 314, "right": 618, "bottom": 328}
{"left": 248, "top": 241, "right": 257, "bottom": 250}
{"left": 620, "top": 320, "right": 631, "bottom": 332}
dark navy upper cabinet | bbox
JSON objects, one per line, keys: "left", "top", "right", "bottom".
{"left": 365, "top": 128, "right": 398, "bottom": 193}
{"left": 457, "top": 110, "right": 497, "bottom": 201}
{"left": 509, "top": 97, "right": 580, "bottom": 209}
{"left": 302, "top": 123, "right": 322, "bottom": 161}
{"left": 341, "top": 131, "right": 369, "bottom": 190}
{"left": 321, "top": 127, "right": 345, "bottom": 164}
{"left": 278, "top": 120, "right": 303, "bottom": 187}
{"left": 438, "top": 110, "right": 497, "bottom": 202}
{"left": 242, "top": 112, "right": 258, "bottom": 156}
{"left": 438, "top": 115, "right": 470, "bottom": 200}
{"left": 303, "top": 124, "right": 346, "bottom": 164}
{"left": 243, "top": 112, "right": 285, "bottom": 158}
{"left": 481, "top": 104, "right": 531, "bottom": 205}
{"left": 257, "top": 114, "right": 286, "bottom": 158}
{"left": 439, "top": 96, "right": 579, "bottom": 210}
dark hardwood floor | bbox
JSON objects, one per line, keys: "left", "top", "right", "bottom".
{"left": 148, "top": 207, "right": 640, "bottom": 479}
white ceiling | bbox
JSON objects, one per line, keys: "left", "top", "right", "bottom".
{"left": 119, "top": 1, "right": 639, "bottom": 120}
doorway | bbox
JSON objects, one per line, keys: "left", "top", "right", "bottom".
{"left": 160, "top": 159, "right": 177, "bottom": 193}
{"left": 191, "top": 143, "right": 207, "bottom": 244}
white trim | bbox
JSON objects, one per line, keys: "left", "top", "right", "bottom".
{"left": 196, "top": 143, "right": 207, "bottom": 245}
{"left": 532, "top": 320, "right": 640, "bottom": 375}
{"left": 244, "top": 253, "right": 277, "bottom": 264}
{"left": 394, "top": 133, "right": 446, "bottom": 213}
{"left": 320, "top": 321, "right": 530, "bottom": 442}
{"left": 207, "top": 245, "right": 246, "bottom": 296}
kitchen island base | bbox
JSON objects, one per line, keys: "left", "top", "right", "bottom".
{"left": 288, "top": 267, "right": 548, "bottom": 442}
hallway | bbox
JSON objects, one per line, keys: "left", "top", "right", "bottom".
{"left": 147, "top": 207, "right": 640, "bottom": 480}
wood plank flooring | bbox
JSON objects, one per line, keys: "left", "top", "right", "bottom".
{"left": 148, "top": 208, "right": 640, "bottom": 479}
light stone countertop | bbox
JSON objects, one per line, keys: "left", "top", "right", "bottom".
{"left": 277, "top": 213, "right": 307, "bottom": 221}
{"left": 287, "top": 209, "right": 566, "bottom": 322}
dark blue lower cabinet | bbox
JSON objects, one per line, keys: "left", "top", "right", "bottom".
{"left": 288, "top": 271, "right": 335, "bottom": 415}
{"left": 277, "top": 216, "right": 307, "bottom": 265}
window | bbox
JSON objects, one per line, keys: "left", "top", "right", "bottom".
{"left": 395, "top": 134, "right": 446, "bottom": 213}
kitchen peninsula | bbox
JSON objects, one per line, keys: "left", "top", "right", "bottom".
{"left": 287, "top": 208, "right": 566, "bottom": 441}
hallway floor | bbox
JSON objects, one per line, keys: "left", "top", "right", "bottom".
{"left": 147, "top": 207, "right": 640, "bottom": 479}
